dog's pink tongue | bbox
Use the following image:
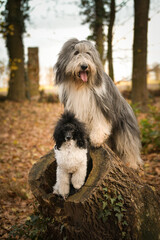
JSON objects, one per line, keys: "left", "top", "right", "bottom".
{"left": 80, "top": 71, "right": 88, "bottom": 82}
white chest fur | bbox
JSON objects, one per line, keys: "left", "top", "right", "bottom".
{"left": 54, "top": 140, "right": 87, "bottom": 173}
{"left": 59, "top": 83, "right": 112, "bottom": 147}
{"left": 53, "top": 140, "right": 88, "bottom": 198}
{"left": 59, "top": 83, "right": 94, "bottom": 124}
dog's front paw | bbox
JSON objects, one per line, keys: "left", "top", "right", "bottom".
{"left": 58, "top": 184, "right": 69, "bottom": 199}
{"left": 53, "top": 183, "right": 69, "bottom": 199}
{"left": 53, "top": 183, "right": 59, "bottom": 195}
{"left": 89, "top": 132, "right": 103, "bottom": 147}
{"left": 90, "top": 141, "right": 102, "bottom": 148}
{"left": 71, "top": 175, "right": 84, "bottom": 190}
{"left": 72, "top": 182, "right": 84, "bottom": 190}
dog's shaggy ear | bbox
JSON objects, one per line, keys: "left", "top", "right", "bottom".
{"left": 75, "top": 122, "right": 88, "bottom": 149}
{"left": 53, "top": 124, "right": 64, "bottom": 150}
{"left": 54, "top": 38, "right": 79, "bottom": 84}
{"left": 84, "top": 41, "right": 104, "bottom": 86}
{"left": 76, "top": 134, "right": 87, "bottom": 149}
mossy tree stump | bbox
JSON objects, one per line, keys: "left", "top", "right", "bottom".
{"left": 29, "top": 144, "right": 160, "bottom": 240}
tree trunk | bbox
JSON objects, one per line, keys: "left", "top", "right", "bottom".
{"left": 94, "top": 0, "right": 105, "bottom": 65}
{"left": 29, "top": 143, "right": 160, "bottom": 240}
{"left": 132, "top": 0, "right": 150, "bottom": 109}
{"left": 27, "top": 47, "right": 39, "bottom": 100}
{"left": 107, "top": 0, "right": 115, "bottom": 81}
{"left": 6, "top": 0, "right": 26, "bottom": 101}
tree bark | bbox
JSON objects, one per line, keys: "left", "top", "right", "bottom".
{"left": 132, "top": 0, "right": 150, "bottom": 109}
{"left": 94, "top": 0, "right": 105, "bottom": 65}
{"left": 27, "top": 47, "right": 39, "bottom": 100}
{"left": 107, "top": 0, "right": 115, "bottom": 81}
{"left": 6, "top": 0, "right": 26, "bottom": 101}
{"left": 29, "top": 143, "right": 160, "bottom": 240}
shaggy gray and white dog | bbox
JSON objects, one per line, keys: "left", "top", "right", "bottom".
{"left": 54, "top": 38, "right": 142, "bottom": 169}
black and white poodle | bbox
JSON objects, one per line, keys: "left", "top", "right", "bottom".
{"left": 53, "top": 111, "right": 88, "bottom": 199}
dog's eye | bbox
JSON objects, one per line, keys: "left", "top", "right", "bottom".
{"left": 74, "top": 51, "right": 79, "bottom": 55}
{"left": 86, "top": 52, "right": 91, "bottom": 56}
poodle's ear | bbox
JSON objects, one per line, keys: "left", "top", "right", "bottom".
{"left": 54, "top": 140, "right": 62, "bottom": 150}
{"left": 76, "top": 135, "right": 87, "bottom": 149}
{"left": 75, "top": 123, "right": 88, "bottom": 149}
{"left": 53, "top": 125, "right": 64, "bottom": 150}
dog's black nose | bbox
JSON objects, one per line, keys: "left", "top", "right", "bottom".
{"left": 66, "top": 136, "right": 71, "bottom": 141}
{"left": 81, "top": 64, "right": 88, "bottom": 71}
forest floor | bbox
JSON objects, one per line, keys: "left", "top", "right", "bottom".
{"left": 0, "top": 99, "right": 160, "bottom": 239}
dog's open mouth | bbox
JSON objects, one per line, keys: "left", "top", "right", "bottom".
{"left": 78, "top": 71, "right": 88, "bottom": 82}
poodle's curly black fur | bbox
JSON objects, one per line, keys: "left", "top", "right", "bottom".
{"left": 53, "top": 111, "right": 88, "bottom": 150}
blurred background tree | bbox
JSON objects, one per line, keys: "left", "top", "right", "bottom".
{"left": 80, "top": 0, "right": 106, "bottom": 65}
{"left": 80, "top": 0, "right": 130, "bottom": 81}
{"left": 132, "top": 0, "right": 150, "bottom": 110}
{"left": 1, "top": 0, "right": 30, "bottom": 101}
{"left": 106, "top": 0, "right": 115, "bottom": 81}
{"left": 80, "top": 0, "right": 151, "bottom": 105}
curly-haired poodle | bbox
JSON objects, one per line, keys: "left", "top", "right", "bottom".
{"left": 53, "top": 111, "right": 88, "bottom": 199}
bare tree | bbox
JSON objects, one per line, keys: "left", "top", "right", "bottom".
{"left": 3, "top": 0, "right": 30, "bottom": 101}
{"left": 106, "top": 0, "right": 115, "bottom": 81}
{"left": 132, "top": 0, "right": 150, "bottom": 109}
{"left": 80, "top": 0, "right": 105, "bottom": 64}
{"left": 80, "top": 0, "right": 116, "bottom": 79}
{"left": 94, "top": 0, "right": 105, "bottom": 64}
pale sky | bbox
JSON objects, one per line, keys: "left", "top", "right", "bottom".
{"left": 0, "top": 0, "right": 160, "bottom": 86}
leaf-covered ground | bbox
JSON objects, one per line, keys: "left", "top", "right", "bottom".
{"left": 0, "top": 101, "right": 63, "bottom": 239}
{"left": 0, "top": 100, "right": 159, "bottom": 239}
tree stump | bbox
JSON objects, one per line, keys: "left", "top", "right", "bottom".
{"left": 29, "top": 144, "right": 160, "bottom": 240}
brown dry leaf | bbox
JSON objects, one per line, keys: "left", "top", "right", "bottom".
{"left": 0, "top": 101, "right": 62, "bottom": 238}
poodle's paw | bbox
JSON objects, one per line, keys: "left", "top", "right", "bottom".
{"left": 53, "top": 184, "right": 59, "bottom": 195}
{"left": 58, "top": 184, "right": 69, "bottom": 199}
{"left": 72, "top": 181, "right": 84, "bottom": 190}
{"left": 71, "top": 175, "right": 85, "bottom": 190}
{"left": 53, "top": 183, "right": 69, "bottom": 199}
